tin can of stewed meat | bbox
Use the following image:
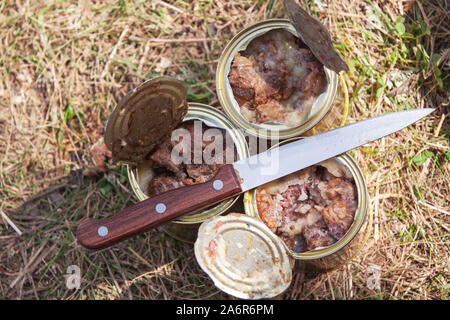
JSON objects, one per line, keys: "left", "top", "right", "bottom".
{"left": 127, "top": 103, "right": 249, "bottom": 243}
{"left": 243, "top": 138, "right": 370, "bottom": 272}
{"left": 216, "top": 19, "right": 338, "bottom": 140}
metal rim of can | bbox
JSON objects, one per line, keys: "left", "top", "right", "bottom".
{"left": 127, "top": 102, "right": 250, "bottom": 225}
{"left": 243, "top": 137, "right": 368, "bottom": 260}
{"left": 216, "top": 19, "right": 338, "bottom": 140}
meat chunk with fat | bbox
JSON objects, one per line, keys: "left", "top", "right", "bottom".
{"left": 321, "top": 201, "right": 356, "bottom": 239}
{"left": 147, "top": 173, "right": 184, "bottom": 197}
{"left": 146, "top": 120, "right": 237, "bottom": 197}
{"left": 303, "top": 223, "right": 336, "bottom": 251}
{"left": 228, "top": 53, "right": 279, "bottom": 105}
{"left": 256, "top": 163, "right": 357, "bottom": 253}
{"left": 150, "top": 139, "right": 182, "bottom": 173}
{"left": 256, "top": 190, "right": 283, "bottom": 233}
{"left": 227, "top": 29, "right": 327, "bottom": 127}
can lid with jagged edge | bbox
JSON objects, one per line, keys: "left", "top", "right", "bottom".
{"left": 104, "top": 76, "right": 188, "bottom": 164}
{"left": 195, "top": 213, "right": 294, "bottom": 299}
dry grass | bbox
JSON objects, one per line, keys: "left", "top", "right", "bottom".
{"left": 0, "top": 0, "right": 448, "bottom": 300}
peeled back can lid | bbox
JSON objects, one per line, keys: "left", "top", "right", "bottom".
{"left": 194, "top": 213, "right": 293, "bottom": 299}
{"left": 283, "top": 0, "right": 348, "bottom": 73}
{"left": 104, "top": 76, "right": 188, "bottom": 163}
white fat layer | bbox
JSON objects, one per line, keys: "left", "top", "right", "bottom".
{"left": 279, "top": 209, "right": 322, "bottom": 236}
{"left": 240, "top": 106, "right": 256, "bottom": 123}
{"left": 262, "top": 172, "right": 304, "bottom": 195}
{"left": 318, "top": 159, "right": 353, "bottom": 179}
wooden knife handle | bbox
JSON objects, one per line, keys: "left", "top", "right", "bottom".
{"left": 76, "top": 164, "right": 242, "bottom": 250}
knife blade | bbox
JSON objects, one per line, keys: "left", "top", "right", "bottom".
{"left": 77, "top": 108, "right": 434, "bottom": 249}
{"left": 235, "top": 108, "right": 435, "bottom": 191}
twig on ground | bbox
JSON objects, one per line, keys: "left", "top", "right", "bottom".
{"left": 0, "top": 210, "right": 22, "bottom": 236}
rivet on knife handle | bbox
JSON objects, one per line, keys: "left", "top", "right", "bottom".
{"left": 76, "top": 164, "right": 242, "bottom": 250}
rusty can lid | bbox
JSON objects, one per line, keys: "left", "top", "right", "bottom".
{"left": 104, "top": 76, "right": 188, "bottom": 163}
{"left": 283, "top": 0, "right": 348, "bottom": 73}
{"left": 194, "top": 213, "right": 293, "bottom": 299}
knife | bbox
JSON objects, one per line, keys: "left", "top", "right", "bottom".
{"left": 76, "top": 108, "right": 434, "bottom": 249}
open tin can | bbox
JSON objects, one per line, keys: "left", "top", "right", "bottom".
{"left": 193, "top": 143, "right": 370, "bottom": 298}
{"left": 127, "top": 103, "right": 249, "bottom": 243}
{"left": 243, "top": 138, "right": 370, "bottom": 272}
{"left": 216, "top": 19, "right": 338, "bottom": 140}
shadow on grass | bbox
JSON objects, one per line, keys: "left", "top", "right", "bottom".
{"left": 4, "top": 168, "right": 227, "bottom": 299}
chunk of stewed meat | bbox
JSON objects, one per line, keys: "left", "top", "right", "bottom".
{"left": 321, "top": 201, "right": 356, "bottom": 240}
{"left": 256, "top": 190, "right": 283, "bottom": 233}
{"left": 147, "top": 173, "right": 184, "bottom": 197}
{"left": 150, "top": 139, "right": 182, "bottom": 174}
{"left": 228, "top": 29, "right": 327, "bottom": 127}
{"left": 229, "top": 53, "right": 279, "bottom": 106}
{"left": 303, "top": 224, "right": 336, "bottom": 251}
{"left": 256, "top": 162, "right": 357, "bottom": 253}
{"left": 146, "top": 120, "right": 236, "bottom": 197}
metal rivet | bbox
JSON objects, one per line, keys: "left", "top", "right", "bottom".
{"left": 98, "top": 226, "right": 108, "bottom": 237}
{"left": 213, "top": 179, "right": 224, "bottom": 191}
{"left": 155, "top": 203, "right": 166, "bottom": 214}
